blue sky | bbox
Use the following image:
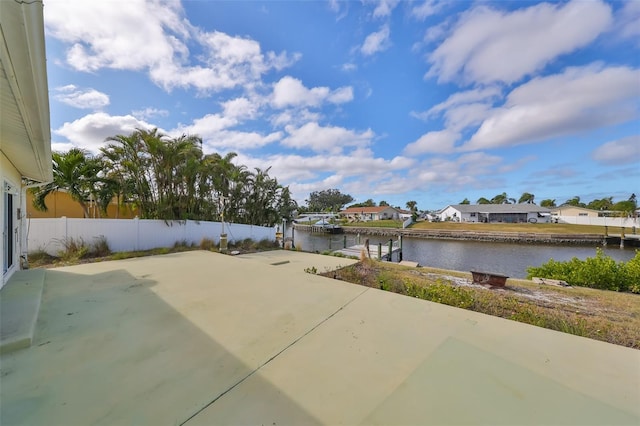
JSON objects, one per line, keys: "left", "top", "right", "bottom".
{"left": 43, "top": 0, "right": 639, "bottom": 210}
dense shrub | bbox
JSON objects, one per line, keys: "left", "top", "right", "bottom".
{"left": 527, "top": 248, "right": 640, "bottom": 293}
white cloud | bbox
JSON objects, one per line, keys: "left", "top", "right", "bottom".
{"left": 592, "top": 135, "right": 640, "bottom": 166}
{"left": 54, "top": 112, "right": 155, "bottom": 152}
{"left": 271, "top": 76, "right": 353, "bottom": 109}
{"left": 404, "top": 130, "right": 460, "bottom": 155}
{"left": 201, "top": 130, "right": 282, "bottom": 152}
{"left": 411, "top": 0, "right": 443, "bottom": 20}
{"left": 270, "top": 109, "right": 323, "bottom": 128}
{"left": 281, "top": 122, "right": 375, "bottom": 154}
{"left": 464, "top": 64, "right": 640, "bottom": 151}
{"left": 131, "top": 107, "right": 169, "bottom": 120}
{"left": 618, "top": 1, "right": 640, "bottom": 42}
{"left": 221, "top": 97, "right": 260, "bottom": 121}
{"left": 236, "top": 150, "right": 414, "bottom": 200}
{"left": 372, "top": 0, "right": 399, "bottom": 19}
{"left": 44, "top": 0, "right": 300, "bottom": 93}
{"left": 426, "top": 87, "right": 502, "bottom": 116}
{"left": 341, "top": 63, "right": 357, "bottom": 72}
{"left": 54, "top": 85, "right": 110, "bottom": 110}
{"left": 412, "top": 87, "right": 500, "bottom": 131}
{"left": 427, "top": 0, "right": 612, "bottom": 84}
{"left": 172, "top": 110, "right": 280, "bottom": 151}
{"left": 361, "top": 25, "right": 391, "bottom": 56}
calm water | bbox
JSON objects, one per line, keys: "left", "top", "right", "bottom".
{"left": 292, "top": 229, "right": 637, "bottom": 278}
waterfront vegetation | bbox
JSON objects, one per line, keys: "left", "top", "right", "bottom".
{"left": 527, "top": 248, "right": 640, "bottom": 293}
{"left": 323, "top": 259, "right": 640, "bottom": 348}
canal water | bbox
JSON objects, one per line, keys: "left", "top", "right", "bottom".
{"left": 291, "top": 229, "right": 637, "bottom": 278}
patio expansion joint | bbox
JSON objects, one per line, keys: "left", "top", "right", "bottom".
{"left": 179, "top": 286, "right": 371, "bottom": 425}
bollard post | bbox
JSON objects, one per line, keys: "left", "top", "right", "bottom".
{"left": 344, "top": 235, "right": 347, "bottom": 248}
{"left": 378, "top": 243, "right": 382, "bottom": 260}
{"left": 388, "top": 239, "right": 393, "bottom": 261}
{"left": 621, "top": 227, "right": 625, "bottom": 248}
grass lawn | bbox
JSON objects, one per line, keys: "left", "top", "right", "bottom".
{"left": 408, "top": 221, "right": 609, "bottom": 234}
{"left": 324, "top": 260, "right": 640, "bottom": 349}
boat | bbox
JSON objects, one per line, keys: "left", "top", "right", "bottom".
{"left": 310, "top": 220, "right": 343, "bottom": 234}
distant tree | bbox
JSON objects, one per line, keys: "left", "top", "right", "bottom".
{"left": 379, "top": 200, "right": 389, "bottom": 206}
{"left": 565, "top": 196, "right": 586, "bottom": 207}
{"left": 406, "top": 200, "right": 419, "bottom": 221}
{"left": 587, "top": 197, "right": 613, "bottom": 211}
{"left": 477, "top": 197, "right": 491, "bottom": 204}
{"left": 518, "top": 192, "right": 535, "bottom": 204}
{"left": 348, "top": 199, "right": 376, "bottom": 208}
{"left": 460, "top": 198, "right": 470, "bottom": 204}
{"left": 540, "top": 199, "right": 556, "bottom": 208}
{"left": 490, "top": 192, "right": 515, "bottom": 204}
{"left": 306, "top": 189, "right": 354, "bottom": 212}
{"left": 612, "top": 200, "right": 637, "bottom": 216}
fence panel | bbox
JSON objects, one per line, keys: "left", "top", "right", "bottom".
{"left": 556, "top": 216, "right": 639, "bottom": 228}
{"left": 26, "top": 217, "right": 276, "bottom": 255}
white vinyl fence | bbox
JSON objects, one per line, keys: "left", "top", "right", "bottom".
{"left": 26, "top": 217, "right": 276, "bottom": 255}
{"left": 556, "top": 215, "right": 639, "bottom": 229}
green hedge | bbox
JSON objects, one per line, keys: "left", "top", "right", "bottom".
{"left": 526, "top": 248, "right": 640, "bottom": 293}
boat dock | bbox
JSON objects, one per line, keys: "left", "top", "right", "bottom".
{"left": 333, "top": 239, "right": 402, "bottom": 262}
{"left": 604, "top": 233, "right": 640, "bottom": 248}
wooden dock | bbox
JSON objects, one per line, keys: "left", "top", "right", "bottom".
{"left": 333, "top": 243, "right": 402, "bottom": 261}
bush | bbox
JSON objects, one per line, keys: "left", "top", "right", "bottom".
{"left": 92, "top": 235, "right": 111, "bottom": 257}
{"left": 199, "top": 237, "right": 215, "bottom": 250}
{"left": 58, "top": 237, "right": 90, "bottom": 261}
{"left": 527, "top": 248, "right": 640, "bottom": 293}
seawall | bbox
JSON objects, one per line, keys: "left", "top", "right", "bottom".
{"left": 294, "top": 224, "right": 605, "bottom": 245}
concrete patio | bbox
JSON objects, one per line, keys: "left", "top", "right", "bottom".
{"left": 1, "top": 250, "right": 638, "bottom": 425}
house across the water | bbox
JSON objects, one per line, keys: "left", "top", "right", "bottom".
{"left": 436, "top": 204, "right": 552, "bottom": 224}
{"left": 340, "top": 206, "right": 402, "bottom": 222}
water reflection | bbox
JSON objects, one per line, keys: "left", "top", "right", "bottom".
{"left": 292, "top": 229, "right": 636, "bottom": 278}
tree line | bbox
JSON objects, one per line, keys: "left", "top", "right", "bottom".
{"left": 459, "top": 192, "right": 637, "bottom": 215}
{"left": 31, "top": 128, "right": 297, "bottom": 226}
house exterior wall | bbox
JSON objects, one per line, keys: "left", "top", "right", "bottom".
{"left": 438, "top": 206, "right": 470, "bottom": 221}
{"left": 341, "top": 207, "right": 400, "bottom": 221}
{"left": 1, "top": 152, "right": 22, "bottom": 287}
{"left": 551, "top": 206, "right": 599, "bottom": 217}
{"left": 25, "top": 191, "right": 138, "bottom": 219}
{"left": 438, "top": 205, "right": 551, "bottom": 223}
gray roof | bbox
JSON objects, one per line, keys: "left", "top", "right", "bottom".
{"left": 448, "top": 204, "right": 551, "bottom": 214}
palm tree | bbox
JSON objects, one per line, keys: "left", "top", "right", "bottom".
{"left": 31, "top": 148, "right": 103, "bottom": 218}
{"left": 518, "top": 192, "right": 535, "bottom": 204}
{"left": 477, "top": 197, "right": 491, "bottom": 204}
{"left": 406, "top": 200, "right": 418, "bottom": 212}
{"left": 491, "top": 192, "right": 515, "bottom": 204}
{"left": 540, "top": 199, "right": 556, "bottom": 208}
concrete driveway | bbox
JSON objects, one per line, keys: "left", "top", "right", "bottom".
{"left": 1, "top": 250, "right": 638, "bottom": 425}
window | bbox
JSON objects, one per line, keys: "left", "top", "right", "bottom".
{"left": 578, "top": 213, "right": 588, "bottom": 217}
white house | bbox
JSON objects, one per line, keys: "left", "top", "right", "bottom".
{"left": 1, "top": 0, "right": 52, "bottom": 288}
{"left": 436, "top": 204, "right": 552, "bottom": 224}
{"left": 340, "top": 206, "right": 402, "bottom": 222}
